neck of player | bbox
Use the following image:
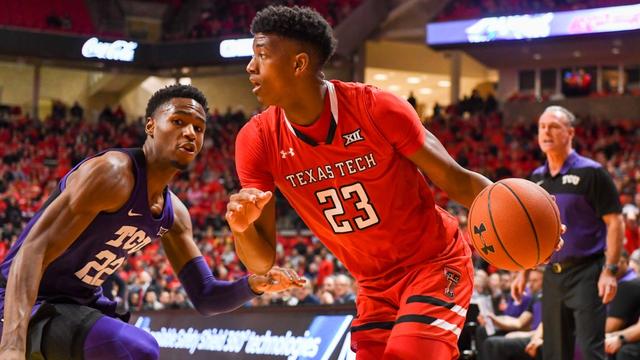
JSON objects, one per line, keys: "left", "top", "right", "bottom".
{"left": 282, "top": 77, "right": 326, "bottom": 126}
{"left": 142, "top": 143, "right": 179, "bottom": 201}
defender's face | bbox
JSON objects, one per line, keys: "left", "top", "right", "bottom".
{"left": 148, "top": 98, "right": 206, "bottom": 170}
{"left": 246, "top": 33, "right": 298, "bottom": 106}
{"left": 537, "top": 112, "right": 574, "bottom": 155}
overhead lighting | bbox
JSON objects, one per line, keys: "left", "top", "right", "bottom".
{"left": 388, "top": 85, "right": 401, "bottom": 92}
{"left": 373, "top": 73, "right": 388, "bottom": 81}
{"left": 533, "top": 53, "right": 542, "bottom": 60}
{"left": 437, "top": 80, "right": 451, "bottom": 88}
{"left": 418, "top": 87, "right": 433, "bottom": 95}
{"left": 612, "top": 47, "right": 620, "bottom": 54}
{"left": 219, "top": 38, "right": 253, "bottom": 58}
{"left": 573, "top": 50, "right": 582, "bottom": 57}
{"left": 406, "top": 77, "right": 421, "bottom": 84}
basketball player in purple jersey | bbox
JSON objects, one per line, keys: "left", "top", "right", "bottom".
{"left": 0, "top": 84, "right": 304, "bottom": 359}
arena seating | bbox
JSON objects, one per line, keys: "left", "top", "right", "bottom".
{"left": 0, "top": 100, "right": 638, "bottom": 311}
{"left": 0, "top": 0, "right": 95, "bottom": 34}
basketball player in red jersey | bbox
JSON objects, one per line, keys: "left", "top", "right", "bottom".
{"left": 226, "top": 6, "right": 493, "bottom": 359}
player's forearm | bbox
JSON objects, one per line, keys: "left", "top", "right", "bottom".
{"left": 0, "top": 245, "right": 46, "bottom": 352}
{"left": 233, "top": 225, "right": 275, "bottom": 275}
{"left": 178, "top": 256, "right": 257, "bottom": 316}
{"left": 604, "top": 214, "right": 624, "bottom": 265}
{"left": 452, "top": 169, "right": 493, "bottom": 209}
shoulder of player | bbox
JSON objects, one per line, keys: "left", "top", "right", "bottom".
{"left": 248, "top": 106, "right": 278, "bottom": 125}
{"left": 240, "top": 108, "right": 275, "bottom": 136}
{"left": 357, "top": 83, "right": 411, "bottom": 113}
{"left": 238, "top": 109, "right": 279, "bottom": 148}
{"left": 166, "top": 191, "right": 192, "bottom": 235}
{"left": 69, "top": 151, "right": 134, "bottom": 206}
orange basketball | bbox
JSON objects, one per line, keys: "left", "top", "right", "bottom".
{"left": 467, "top": 178, "right": 561, "bottom": 271}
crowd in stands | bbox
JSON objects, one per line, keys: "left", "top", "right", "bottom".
{"left": 436, "top": 0, "right": 639, "bottom": 21}
{"left": 0, "top": 0, "right": 95, "bottom": 34}
{"left": 0, "top": 97, "right": 639, "bottom": 318}
{"left": 0, "top": 0, "right": 361, "bottom": 43}
{"left": 187, "top": 0, "right": 361, "bottom": 40}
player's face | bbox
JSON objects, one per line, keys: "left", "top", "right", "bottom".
{"left": 147, "top": 98, "right": 206, "bottom": 170}
{"left": 246, "top": 33, "right": 299, "bottom": 106}
{"left": 537, "top": 111, "right": 574, "bottom": 155}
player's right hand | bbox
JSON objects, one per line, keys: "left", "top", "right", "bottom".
{"left": 225, "top": 188, "right": 272, "bottom": 233}
{"left": 510, "top": 270, "right": 527, "bottom": 304}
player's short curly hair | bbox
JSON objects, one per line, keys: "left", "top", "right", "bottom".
{"left": 251, "top": 5, "right": 337, "bottom": 67}
{"left": 145, "top": 84, "right": 209, "bottom": 119}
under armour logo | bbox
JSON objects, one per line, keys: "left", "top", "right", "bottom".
{"left": 473, "top": 223, "right": 494, "bottom": 255}
{"left": 157, "top": 226, "right": 169, "bottom": 237}
{"left": 342, "top": 129, "right": 364, "bottom": 147}
{"left": 444, "top": 267, "right": 461, "bottom": 298}
{"left": 280, "top": 148, "right": 295, "bottom": 158}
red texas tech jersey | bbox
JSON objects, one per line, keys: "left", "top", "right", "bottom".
{"left": 236, "top": 80, "right": 459, "bottom": 284}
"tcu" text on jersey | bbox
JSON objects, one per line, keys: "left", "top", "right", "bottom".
{"left": 75, "top": 225, "right": 152, "bottom": 286}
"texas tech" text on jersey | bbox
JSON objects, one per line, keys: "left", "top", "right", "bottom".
{"left": 284, "top": 152, "right": 377, "bottom": 188}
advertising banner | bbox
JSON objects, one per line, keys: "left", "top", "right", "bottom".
{"left": 427, "top": 3, "right": 640, "bottom": 46}
{"left": 131, "top": 306, "right": 356, "bottom": 360}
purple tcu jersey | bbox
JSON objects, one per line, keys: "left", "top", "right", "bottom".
{"left": 0, "top": 148, "right": 174, "bottom": 313}
{"left": 530, "top": 151, "right": 621, "bottom": 263}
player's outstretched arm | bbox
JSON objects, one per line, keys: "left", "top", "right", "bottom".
{"left": 364, "top": 87, "right": 491, "bottom": 209}
{"left": 0, "top": 152, "right": 132, "bottom": 359}
{"left": 407, "top": 129, "right": 492, "bottom": 209}
{"left": 162, "top": 193, "right": 298, "bottom": 316}
{"left": 225, "top": 188, "right": 277, "bottom": 274}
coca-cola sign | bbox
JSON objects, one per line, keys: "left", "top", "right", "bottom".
{"left": 81, "top": 37, "right": 138, "bottom": 62}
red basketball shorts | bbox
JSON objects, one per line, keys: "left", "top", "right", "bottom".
{"left": 350, "top": 232, "right": 474, "bottom": 357}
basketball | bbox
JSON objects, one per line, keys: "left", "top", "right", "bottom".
{"left": 468, "top": 178, "right": 561, "bottom": 271}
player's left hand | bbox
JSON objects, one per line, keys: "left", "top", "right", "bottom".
{"left": 248, "top": 267, "right": 305, "bottom": 294}
{"left": 598, "top": 267, "right": 618, "bottom": 304}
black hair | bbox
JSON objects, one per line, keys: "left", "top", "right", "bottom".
{"left": 145, "top": 84, "right": 208, "bottom": 119}
{"left": 251, "top": 5, "right": 337, "bottom": 67}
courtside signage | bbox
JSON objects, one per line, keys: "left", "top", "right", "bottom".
{"left": 133, "top": 310, "right": 355, "bottom": 360}
{"left": 427, "top": 3, "right": 640, "bottom": 45}
{"left": 81, "top": 37, "right": 138, "bottom": 62}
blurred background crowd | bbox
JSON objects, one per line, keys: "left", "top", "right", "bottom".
{"left": 1, "top": 95, "right": 638, "bottom": 313}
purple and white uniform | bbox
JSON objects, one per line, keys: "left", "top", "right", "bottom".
{"left": 0, "top": 148, "right": 173, "bottom": 317}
